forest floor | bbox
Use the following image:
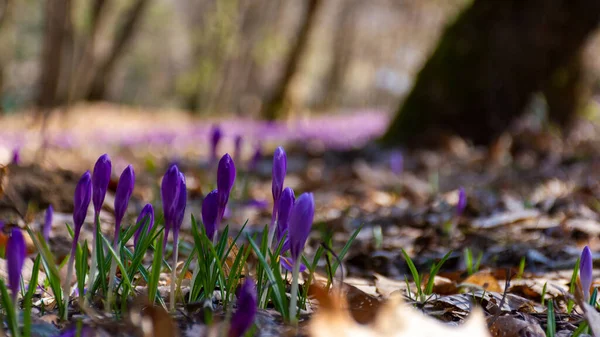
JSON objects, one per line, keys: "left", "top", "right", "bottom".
{"left": 1, "top": 104, "right": 600, "bottom": 336}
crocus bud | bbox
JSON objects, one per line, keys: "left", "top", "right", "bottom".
{"left": 248, "top": 144, "right": 261, "bottom": 172}
{"left": 73, "top": 171, "right": 92, "bottom": 233}
{"left": 271, "top": 147, "right": 287, "bottom": 204}
{"left": 92, "top": 154, "right": 112, "bottom": 214}
{"left": 114, "top": 165, "right": 135, "bottom": 232}
{"left": 161, "top": 164, "right": 181, "bottom": 243}
{"left": 389, "top": 151, "right": 403, "bottom": 175}
{"left": 210, "top": 125, "right": 222, "bottom": 163}
{"left": 173, "top": 172, "right": 187, "bottom": 240}
{"left": 7, "top": 228, "right": 25, "bottom": 301}
{"left": 234, "top": 135, "right": 242, "bottom": 164}
{"left": 276, "top": 187, "right": 295, "bottom": 244}
{"left": 43, "top": 205, "right": 53, "bottom": 241}
{"left": 217, "top": 154, "right": 236, "bottom": 219}
{"left": 456, "top": 187, "right": 467, "bottom": 216}
{"left": 229, "top": 278, "right": 257, "bottom": 337}
{"left": 11, "top": 148, "right": 20, "bottom": 165}
{"left": 201, "top": 190, "right": 219, "bottom": 241}
{"left": 288, "top": 193, "right": 315, "bottom": 260}
{"left": 134, "top": 204, "right": 154, "bottom": 246}
{"left": 580, "top": 245, "right": 593, "bottom": 302}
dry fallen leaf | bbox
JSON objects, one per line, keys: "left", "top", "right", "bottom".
{"left": 461, "top": 271, "right": 502, "bottom": 292}
{"left": 487, "top": 314, "right": 545, "bottom": 337}
{"left": 309, "top": 285, "right": 491, "bottom": 337}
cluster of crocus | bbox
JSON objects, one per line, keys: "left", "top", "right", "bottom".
{"left": 268, "top": 146, "right": 287, "bottom": 248}
{"left": 228, "top": 278, "right": 257, "bottom": 337}
{"left": 64, "top": 171, "right": 92, "bottom": 319}
{"left": 580, "top": 245, "right": 593, "bottom": 303}
{"left": 87, "top": 154, "right": 112, "bottom": 296}
{"left": 159, "top": 163, "right": 188, "bottom": 310}
{"left": 7, "top": 228, "right": 26, "bottom": 303}
{"left": 201, "top": 153, "right": 236, "bottom": 243}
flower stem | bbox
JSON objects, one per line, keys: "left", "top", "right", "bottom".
{"left": 289, "top": 257, "right": 301, "bottom": 324}
{"left": 62, "top": 249, "right": 75, "bottom": 321}
{"left": 267, "top": 204, "right": 278, "bottom": 250}
{"left": 106, "top": 236, "right": 119, "bottom": 313}
{"left": 85, "top": 213, "right": 100, "bottom": 303}
{"left": 170, "top": 235, "right": 179, "bottom": 312}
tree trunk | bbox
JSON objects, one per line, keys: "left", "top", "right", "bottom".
{"left": 262, "top": 0, "right": 324, "bottom": 120}
{"left": 381, "top": 0, "right": 600, "bottom": 147}
{"left": 36, "top": 0, "right": 72, "bottom": 108}
{"left": 86, "top": 0, "right": 150, "bottom": 101}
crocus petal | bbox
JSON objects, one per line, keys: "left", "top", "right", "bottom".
{"left": 161, "top": 164, "right": 181, "bottom": 242}
{"left": 134, "top": 204, "right": 154, "bottom": 246}
{"left": 7, "top": 228, "right": 26, "bottom": 300}
{"left": 279, "top": 256, "right": 307, "bottom": 273}
{"left": 217, "top": 154, "right": 236, "bottom": 213}
{"left": 114, "top": 165, "right": 135, "bottom": 230}
{"left": 271, "top": 146, "right": 287, "bottom": 203}
{"left": 202, "top": 190, "right": 219, "bottom": 241}
{"left": 43, "top": 205, "right": 53, "bottom": 241}
{"left": 580, "top": 245, "right": 593, "bottom": 302}
{"left": 456, "top": 187, "right": 467, "bottom": 216}
{"left": 288, "top": 193, "right": 315, "bottom": 261}
{"left": 229, "top": 278, "right": 257, "bottom": 337}
{"left": 276, "top": 187, "right": 295, "bottom": 242}
{"left": 73, "top": 171, "right": 92, "bottom": 233}
{"left": 92, "top": 154, "right": 112, "bottom": 214}
{"left": 173, "top": 172, "right": 187, "bottom": 239}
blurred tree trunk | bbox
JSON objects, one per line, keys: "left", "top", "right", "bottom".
{"left": 36, "top": 0, "right": 72, "bottom": 108}
{"left": 262, "top": 0, "right": 324, "bottom": 120}
{"left": 86, "top": 0, "right": 150, "bottom": 101}
{"left": 67, "top": 0, "right": 111, "bottom": 103}
{"left": 381, "top": 0, "right": 600, "bottom": 147}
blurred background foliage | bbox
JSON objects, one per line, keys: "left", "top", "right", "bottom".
{"left": 0, "top": 0, "right": 467, "bottom": 116}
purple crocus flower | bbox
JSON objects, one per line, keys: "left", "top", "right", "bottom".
{"left": 43, "top": 205, "right": 53, "bottom": 241}
{"left": 276, "top": 187, "right": 295, "bottom": 244}
{"left": 11, "top": 148, "right": 20, "bottom": 165}
{"left": 229, "top": 278, "right": 257, "bottom": 337}
{"left": 114, "top": 165, "right": 135, "bottom": 236}
{"left": 248, "top": 144, "right": 262, "bottom": 172}
{"left": 73, "top": 171, "right": 93, "bottom": 236}
{"left": 173, "top": 172, "right": 187, "bottom": 242}
{"left": 234, "top": 135, "right": 242, "bottom": 165}
{"left": 92, "top": 154, "right": 112, "bottom": 215}
{"left": 210, "top": 125, "right": 222, "bottom": 163}
{"left": 271, "top": 146, "right": 287, "bottom": 205}
{"left": 456, "top": 187, "right": 467, "bottom": 216}
{"left": 53, "top": 324, "right": 92, "bottom": 337}
{"left": 7, "top": 228, "right": 26, "bottom": 301}
{"left": 217, "top": 154, "right": 236, "bottom": 223}
{"left": 580, "top": 245, "right": 593, "bottom": 302}
{"left": 280, "top": 256, "right": 307, "bottom": 273}
{"left": 288, "top": 193, "right": 315, "bottom": 261}
{"left": 202, "top": 190, "right": 219, "bottom": 241}
{"left": 64, "top": 171, "right": 91, "bottom": 318}
{"left": 161, "top": 164, "right": 181, "bottom": 247}
{"left": 134, "top": 204, "right": 154, "bottom": 246}
{"left": 389, "top": 150, "right": 403, "bottom": 175}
